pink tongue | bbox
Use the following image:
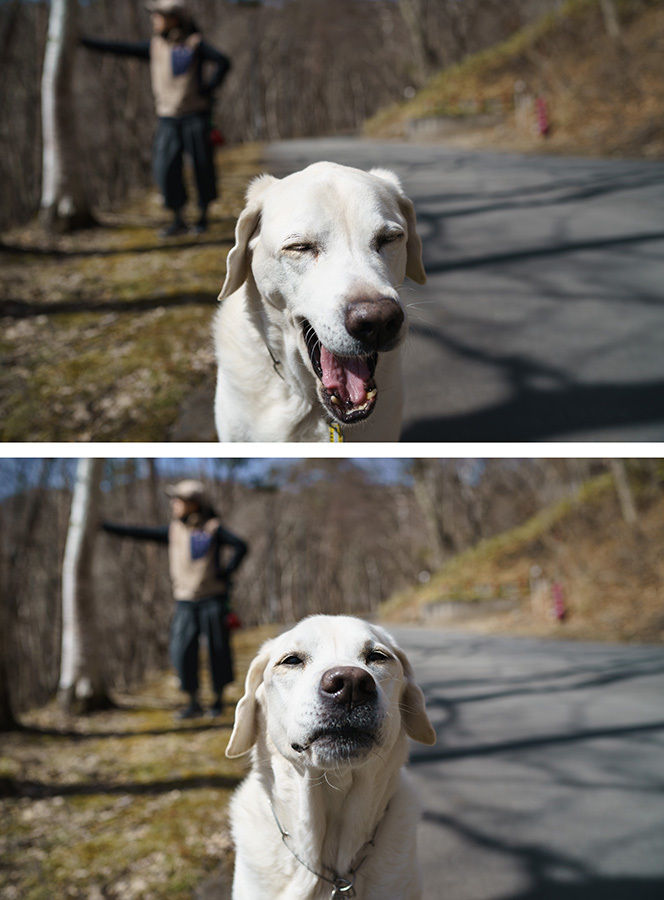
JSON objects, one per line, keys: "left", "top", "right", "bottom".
{"left": 320, "top": 346, "right": 370, "bottom": 405}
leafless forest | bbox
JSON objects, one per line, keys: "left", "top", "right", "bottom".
{"left": 0, "top": 0, "right": 562, "bottom": 230}
{"left": 1, "top": 456, "right": 621, "bottom": 722}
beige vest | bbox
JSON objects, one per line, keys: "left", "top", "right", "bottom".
{"left": 150, "top": 33, "right": 208, "bottom": 118}
{"left": 168, "top": 518, "right": 226, "bottom": 602}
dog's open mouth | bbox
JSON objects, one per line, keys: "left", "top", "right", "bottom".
{"left": 302, "top": 320, "right": 378, "bottom": 425}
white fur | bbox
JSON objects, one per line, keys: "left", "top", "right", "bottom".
{"left": 213, "top": 162, "right": 426, "bottom": 442}
{"left": 225, "top": 615, "right": 436, "bottom": 899}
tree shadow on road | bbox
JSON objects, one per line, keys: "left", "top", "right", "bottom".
{"left": 424, "top": 807, "right": 664, "bottom": 900}
{"left": 411, "top": 637, "right": 664, "bottom": 899}
{"left": 401, "top": 371, "right": 664, "bottom": 442}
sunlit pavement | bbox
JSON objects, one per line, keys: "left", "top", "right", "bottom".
{"left": 391, "top": 627, "right": 664, "bottom": 900}
{"left": 265, "top": 138, "right": 664, "bottom": 442}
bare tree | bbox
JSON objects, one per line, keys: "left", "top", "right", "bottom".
{"left": 599, "top": 0, "right": 621, "bottom": 39}
{"left": 410, "top": 459, "right": 457, "bottom": 567}
{"left": 0, "top": 534, "right": 16, "bottom": 730}
{"left": 608, "top": 459, "right": 638, "bottom": 530}
{"left": 58, "top": 458, "right": 111, "bottom": 713}
{"left": 40, "top": 0, "right": 93, "bottom": 231}
{"left": 0, "top": 460, "right": 54, "bottom": 730}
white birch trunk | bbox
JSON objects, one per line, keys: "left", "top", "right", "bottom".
{"left": 59, "top": 458, "right": 109, "bottom": 712}
{"left": 40, "top": 0, "right": 93, "bottom": 231}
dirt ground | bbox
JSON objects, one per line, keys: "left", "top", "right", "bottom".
{"left": 0, "top": 626, "right": 278, "bottom": 900}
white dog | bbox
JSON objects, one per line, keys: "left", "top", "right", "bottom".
{"left": 225, "top": 615, "right": 436, "bottom": 899}
{"left": 213, "top": 162, "right": 426, "bottom": 442}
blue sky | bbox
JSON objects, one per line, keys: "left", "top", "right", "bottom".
{"left": 0, "top": 457, "right": 415, "bottom": 499}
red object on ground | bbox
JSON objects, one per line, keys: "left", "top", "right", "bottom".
{"left": 225, "top": 611, "right": 242, "bottom": 630}
{"left": 210, "top": 128, "right": 225, "bottom": 146}
{"left": 552, "top": 582, "right": 566, "bottom": 621}
{"left": 536, "top": 96, "right": 550, "bottom": 136}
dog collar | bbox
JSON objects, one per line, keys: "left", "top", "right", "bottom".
{"left": 261, "top": 336, "right": 344, "bottom": 442}
{"left": 269, "top": 799, "right": 386, "bottom": 898}
{"left": 264, "top": 341, "right": 285, "bottom": 381}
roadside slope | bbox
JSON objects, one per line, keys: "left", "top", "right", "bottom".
{"left": 367, "top": 0, "right": 664, "bottom": 160}
{"left": 382, "top": 470, "right": 664, "bottom": 644}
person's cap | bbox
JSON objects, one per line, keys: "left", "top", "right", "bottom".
{"left": 165, "top": 479, "right": 207, "bottom": 504}
{"left": 145, "top": 1, "right": 188, "bottom": 17}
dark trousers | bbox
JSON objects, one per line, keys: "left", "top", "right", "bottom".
{"left": 169, "top": 597, "right": 233, "bottom": 696}
{"left": 152, "top": 113, "right": 217, "bottom": 214}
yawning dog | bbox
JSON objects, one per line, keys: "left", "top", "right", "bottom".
{"left": 225, "top": 615, "right": 436, "bottom": 899}
{"left": 213, "top": 162, "right": 426, "bottom": 442}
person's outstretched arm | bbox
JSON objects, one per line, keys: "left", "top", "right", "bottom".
{"left": 101, "top": 522, "right": 169, "bottom": 543}
{"left": 80, "top": 37, "right": 151, "bottom": 61}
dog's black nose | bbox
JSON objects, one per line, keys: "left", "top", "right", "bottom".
{"left": 319, "top": 666, "right": 377, "bottom": 710}
{"left": 344, "top": 298, "right": 404, "bottom": 350}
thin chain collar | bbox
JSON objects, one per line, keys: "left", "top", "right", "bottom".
{"left": 269, "top": 798, "right": 387, "bottom": 899}
{"left": 262, "top": 339, "right": 345, "bottom": 442}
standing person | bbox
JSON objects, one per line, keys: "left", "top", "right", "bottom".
{"left": 81, "top": 1, "right": 230, "bottom": 237}
{"left": 102, "top": 479, "right": 248, "bottom": 719}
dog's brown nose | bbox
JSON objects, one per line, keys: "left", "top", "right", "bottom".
{"left": 344, "top": 299, "right": 404, "bottom": 350}
{"left": 319, "top": 666, "right": 377, "bottom": 709}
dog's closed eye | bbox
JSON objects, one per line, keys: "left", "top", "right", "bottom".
{"left": 282, "top": 240, "right": 320, "bottom": 256}
{"left": 375, "top": 229, "right": 405, "bottom": 252}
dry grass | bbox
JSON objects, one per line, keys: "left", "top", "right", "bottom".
{"left": 0, "top": 144, "right": 263, "bottom": 442}
{"left": 0, "top": 625, "right": 278, "bottom": 900}
{"left": 382, "top": 472, "right": 664, "bottom": 645}
{"left": 366, "top": 0, "right": 664, "bottom": 160}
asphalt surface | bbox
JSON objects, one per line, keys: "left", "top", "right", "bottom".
{"left": 389, "top": 627, "right": 664, "bottom": 900}
{"left": 264, "top": 138, "right": 664, "bottom": 442}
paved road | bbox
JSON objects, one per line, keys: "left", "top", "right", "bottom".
{"left": 389, "top": 627, "right": 664, "bottom": 900}
{"left": 265, "top": 138, "right": 664, "bottom": 442}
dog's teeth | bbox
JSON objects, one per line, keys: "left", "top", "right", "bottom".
{"left": 366, "top": 389, "right": 377, "bottom": 400}
{"left": 330, "top": 395, "right": 340, "bottom": 405}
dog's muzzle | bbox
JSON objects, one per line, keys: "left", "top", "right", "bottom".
{"left": 292, "top": 666, "right": 381, "bottom": 761}
{"left": 302, "top": 299, "right": 404, "bottom": 425}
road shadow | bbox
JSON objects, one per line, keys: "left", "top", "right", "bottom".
{"left": 424, "top": 807, "right": 664, "bottom": 900}
{"left": 412, "top": 642, "right": 664, "bottom": 763}
{"left": 17, "top": 718, "right": 231, "bottom": 742}
{"left": 421, "top": 230, "right": 664, "bottom": 276}
{"left": 0, "top": 291, "right": 217, "bottom": 319}
{"left": 401, "top": 376, "right": 664, "bottom": 441}
{"left": 510, "top": 876, "right": 664, "bottom": 900}
{"left": 0, "top": 772, "right": 241, "bottom": 800}
{"left": 0, "top": 218, "right": 236, "bottom": 259}
{"left": 411, "top": 637, "right": 664, "bottom": 900}
{"left": 412, "top": 718, "right": 664, "bottom": 764}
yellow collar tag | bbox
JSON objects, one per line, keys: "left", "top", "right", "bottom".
{"left": 329, "top": 422, "right": 344, "bottom": 442}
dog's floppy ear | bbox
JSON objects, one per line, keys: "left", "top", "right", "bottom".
{"left": 218, "top": 174, "right": 278, "bottom": 302}
{"left": 394, "top": 646, "right": 437, "bottom": 746}
{"left": 225, "top": 642, "right": 273, "bottom": 758}
{"left": 370, "top": 168, "right": 427, "bottom": 286}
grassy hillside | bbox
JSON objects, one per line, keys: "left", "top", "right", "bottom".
{"left": 367, "top": 0, "right": 664, "bottom": 159}
{"left": 382, "top": 468, "right": 664, "bottom": 644}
